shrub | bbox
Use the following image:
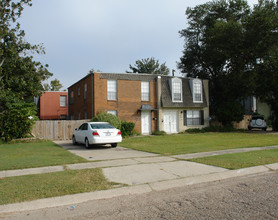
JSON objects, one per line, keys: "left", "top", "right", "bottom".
{"left": 185, "top": 125, "right": 238, "bottom": 134}
{"left": 216, "top": 101, "right": 245, "bottom": 126}
{"left": 121, "top": 121, "right": 135, "bottom": 137}
{"left": 152, "top": 130, "right": 167, "bottom": 135}
{"left": 0, "top": 102, "right": 38, "bottom": 142}
{"left": 90, "top": 112, "right": 121, "bottom": 129}
{"left": 185, "top": 128, "right": 205, "bottom": 133}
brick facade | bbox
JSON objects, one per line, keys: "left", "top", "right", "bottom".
{"left": 68, "top": 75, "right": 93, "bottom": 120}
{"left": 39, "top": 91, "right": 68, "bottom": 120}
{"left": 68, "top": 73, "right": 158, "bottom": 133}
{"left": 68, "top": 72, "right": 209, "bottom": 134}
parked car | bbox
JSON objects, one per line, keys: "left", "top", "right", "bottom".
{"left": 248, "top": 115, "right": 267, "bottom": 131}
{"left": 72, "top": 122, "right": 122, "bottom": 148}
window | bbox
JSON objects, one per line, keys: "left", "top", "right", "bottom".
{"left": 171, "top": 78, "right": 182, "bottom": 102}
{"left": 84, "top": 112, "right": 87, "bottom": 119}
{"left": 84, "top": 84, "right": 87, "bottom": 99}
{"left": 107, "top": 110, "right": 117, "bottom": 116}
{"left": 60, "top": 115, "right": 67, "bottom": 120}
{"left": 78, "top": 112, "right": 81, "bottom": 120}
{"left": 70, "top": 91, "right": 74, "bottom": 104}
{"left": 70, "top": 115, "right": 74, "bottom": 120}
{"left": 78, "top": 87, "right": 80, "bottom": 96}
{"left": 184, "top": 110, "right": 204, "bottom": 126}
{"left": 107, "top": 80, "right": 117, "bottom": 100}
{"left": 60, "top": 95, "right": 67, "bottom": 107}
{"left": 141, "top": 81, "right": 150, "bottom": 101}
{"left": 193, "top": 80, "right": 202, "bottom": 103}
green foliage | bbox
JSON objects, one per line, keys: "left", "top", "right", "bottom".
{"left": 127, "top": 57, "right": 170, "bottom": 75}
{"left": 185, "top": 128, "right": 205, "bottom": 133}
{"left": 0, "top": 102, "right": 38, "bottom": 142}
{"left": 121, "top": 121, "right": 135, "bottom": 137}
{"left": 43, "top": 78, "right": 63, "bottom": 91}
{"left": 178, "top": 0, "right": 278, "bottom": 127}
{"left": 185, "top": 125, "right": 237, "bottom": 133}
{"left": 215, "top": 101, "right": 245, "bottom": 126}
{"left": 0, "top": 0, "right": 52, "bottom": 140}
{"left": 91, "top": 112, "right": 121, "bottom": 129}
{"left": 0, "top": 0, "right": 52, "bottom": 101}
{"left": 152, "top": 130, "right": 167, "bottom": 135}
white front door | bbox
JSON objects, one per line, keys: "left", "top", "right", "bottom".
{"left": 141, "top": 111, "right": 151, "bottom": 134}
{"left": 164, "top": 110, "right": 178, "bottom": 133}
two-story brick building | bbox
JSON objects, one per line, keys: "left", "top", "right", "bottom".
{"left": 68, "top": 72, "right": 209, "bottom": 134}
{"left": 38, "top": 91, "right": 68, "bottom": 120}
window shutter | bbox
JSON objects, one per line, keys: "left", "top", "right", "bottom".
{"left": 183, "top": 110, "right": 187, "bottom": 126}
{"left": 200, "top": 110, "right": 204, "bottom": 125}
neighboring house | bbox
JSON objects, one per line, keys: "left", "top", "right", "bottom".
{"left": 68, "top": 72, "right": 209, "bottom": 134}
{"left": 38, "top": 91, "right": 68, "bottom": 120}
{"left": 241, "top": 96, "right": 272, "bottom": 119}
{"left": 234, "top": 96, "right": 272, "bottom": 129}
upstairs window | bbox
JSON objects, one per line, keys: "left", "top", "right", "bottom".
{"left": 60, "top": 95, "right": 67, "bottom": 107}
{"left": 107, "top": 80, "right": 117, "bottom": 100}
{"left": 78, "top": 87, "right": 80, "bottom": 96}
{"left": 141, "top": 81, "right": 150, "bottom": 101}
{"left": 84, "top": 83, "right": 87, "bottom": 99}
{"left": 70, "top": 91, "right": 74, "bottom": 104}
{"left": 171, "top": 78, "right": 182, "bottom": 102}
{"left": 193, "top": 80, "right": 202, "bottom": 103}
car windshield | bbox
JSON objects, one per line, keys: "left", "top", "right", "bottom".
{"left": 90, "top": 123, "right": 115, "bottom": 129}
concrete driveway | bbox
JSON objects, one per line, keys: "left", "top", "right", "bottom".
{"left": 56, "top": 141, "right": 158, "bottom": 161}
{"left": 55, "top": 141, "right": 227, "bottom": 185}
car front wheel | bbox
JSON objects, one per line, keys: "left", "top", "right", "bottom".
{"left": 85, "top": 138, "right": 90, "bottom": 149}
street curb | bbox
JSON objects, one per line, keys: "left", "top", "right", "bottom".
{"left": 0, "top": 163, "right": 277, "bottom": 214}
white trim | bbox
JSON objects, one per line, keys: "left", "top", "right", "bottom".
{"left": 141, "top": 111, "right": 151, "bottom": 134}
{"left": 171, "top": 78, "right": 183, "bottom": 103}
{"left": 193, "top": 79, "right": 203, "bottom": 103}
{"left": 141, "top": 81, "right": 150, "bottom": 101}
{"left": 107, "top": 80, "right": 117, "bottom": 100}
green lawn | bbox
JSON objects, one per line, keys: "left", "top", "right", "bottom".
{"left": 0, "top": 168, "right": 119, "bottom": 205}
{"left": 0, "top": 140, "right": 88, "bottom": 171}
{"left": 121, "top": 133, "right": 278, "bottom": 155}
{"left": 188, "top": 148, "right": 278, "bottom": 169}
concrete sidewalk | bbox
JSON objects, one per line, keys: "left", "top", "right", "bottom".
{"left": 1, "top": 142, "right": 278, "bottom": 214}
{"left": 1, "top": 164, "right": 278, "bottom": 214}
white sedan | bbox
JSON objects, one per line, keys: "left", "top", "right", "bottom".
{"left": 72, "top": 122, "right": 122, "bottom": 148}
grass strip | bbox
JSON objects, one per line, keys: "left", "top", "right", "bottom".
{"left": 121, "top": 133, "right": 278, "bottom": 155}
{"left": 188, "top": 148, "right": 278, "bottom": 170}
{"left": 0, "top": 140, "right": 88, "bottom": 171}
{"left": 0, "top": 168, "right": 118, "bottom": 205}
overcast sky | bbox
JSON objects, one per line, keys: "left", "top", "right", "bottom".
{"left": 19, "top": 0, "right": 258, "bottom": 90}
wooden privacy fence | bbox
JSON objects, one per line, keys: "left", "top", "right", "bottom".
{"left": 32, "top": 120, "right": 89, "bottom": 140}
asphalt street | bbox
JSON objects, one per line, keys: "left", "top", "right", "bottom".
{"left": 2, "top": 171, "right": 278, "bottom": 220}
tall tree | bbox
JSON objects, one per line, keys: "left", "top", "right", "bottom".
{"left": 178, "top": 0, "right": 255, "bottom": 126}
{"left": 43, "top": 78, "right": 63, "bottom": 91}
{"left": 247, "top": 0, "right": 278, "bottom": 130}
{"left": 0, "top": 0, "right": 52, "bottom": 140}
{"left": 127, "top": 57, "right": 170, "bottom": 75}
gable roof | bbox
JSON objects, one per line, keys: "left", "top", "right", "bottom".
{"left": 100, "top": 72, "right": 158, "bottom": 81}
{"left": 161, "top": 76, "right": 208, "bottom": 108}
